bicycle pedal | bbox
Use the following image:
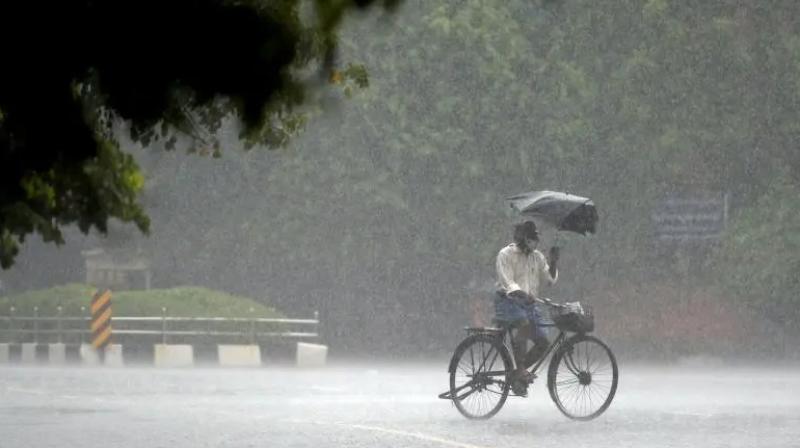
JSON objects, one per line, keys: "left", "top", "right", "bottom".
{"left": 511, "top": 376, "right": 532, "bottom": 396}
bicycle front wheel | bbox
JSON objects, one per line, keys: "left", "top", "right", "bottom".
{"left": 448, "top": 334, "right": 512, "bottom": 420}
{"left": 547, "top": 334, "right": 618, "bottom": 421}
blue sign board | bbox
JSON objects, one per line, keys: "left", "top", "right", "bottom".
{"left": 652, "top": 193, "right": 728, "bottom": 242}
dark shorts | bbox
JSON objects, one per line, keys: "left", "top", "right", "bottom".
{"left": 494, "top": 292, "right": 548, "bottom": 340}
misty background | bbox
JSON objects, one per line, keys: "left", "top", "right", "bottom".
{"left": 2, "top": 0, "right": 798, "bottom": 359}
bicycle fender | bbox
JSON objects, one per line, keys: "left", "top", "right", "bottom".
{"left": 448, "top": 335, "right": 477, "bottom": 373}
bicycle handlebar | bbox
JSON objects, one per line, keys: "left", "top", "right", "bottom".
{"left": 534, "top": 297, "right": 567, "bottom": 309}
{"left": 509, "top": 294, "right": 570, "bottom": 309}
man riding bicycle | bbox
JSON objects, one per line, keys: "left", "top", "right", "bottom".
{"left": 495, "top": 220, "right": 559, "bottom": 395}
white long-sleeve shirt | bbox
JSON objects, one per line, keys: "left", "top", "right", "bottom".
{"left": 496, "top": 243, "right": 557, "bottom": 298}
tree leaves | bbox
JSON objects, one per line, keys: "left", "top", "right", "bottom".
{"left": 714, "top": 173, "right": 800, "bottom": 326}
{"left": 0, "top": 0, "right": 399, "bottom": 268}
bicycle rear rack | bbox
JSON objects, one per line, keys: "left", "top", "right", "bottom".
{"left": 464, "top": 326, "right": 505, "bottom": 335}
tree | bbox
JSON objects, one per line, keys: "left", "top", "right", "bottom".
{"left": 714, "top": 173, "right": 800, "bottom": 333}
{"left": 237, "top": 0, "right": 800, "bottom": 352}
{"left": 0, "top": 0, "right": 399, "bottom": 268}
{"left": 6, "top": 0, "right": 800, "bottom": 355}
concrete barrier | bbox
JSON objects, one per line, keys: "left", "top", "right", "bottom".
{"left": 154, "top": 344, "right": 194, "bottom": 367}
{"left": 0, "top": 343, "right": 9, "bottom": 364}
{"left": 296, "top": 342, "right": 327, "bottom": 368}
{"left": 21, "top": 343, "right": 38, "bottom": 364}
{"left": 80, "top": 343, "right": 100, "bottom": 365}
{"left": 217, "top": 345, "right": 261, "bottom": 367}
{"left": 104, "top": 345, "right": 124, "bottom": 367}
{"left": 79, "top": 344, "right": 124, "bottom": 366}
{"left": 48, "top": 343, "right": 66, "bottom": 365}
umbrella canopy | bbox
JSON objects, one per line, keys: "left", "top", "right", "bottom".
{"left": 507, "top": 190, "right": 598, "bottom": 235}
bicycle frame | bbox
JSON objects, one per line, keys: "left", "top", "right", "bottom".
{"left": 440, "top": 316, "right": 577, "bottom": 401}
{"left": 524, "top": 324, "right": 567, "bottom": 377}
{"left": 460, "top": 325, "right": 567, "bottom": 381}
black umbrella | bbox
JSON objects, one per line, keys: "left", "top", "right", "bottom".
{"left": 507, "top": 190, "right": 598, "bottom": 235}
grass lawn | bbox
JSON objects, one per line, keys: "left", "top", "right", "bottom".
{"left": 0, "top": 284, "right": 282, "bottom": 318}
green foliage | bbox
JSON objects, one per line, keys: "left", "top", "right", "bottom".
{"left": 0, "top": 0, "right": 400, "bottom": 268}
{"left": 186, "top": 0, "right": 800, "bottom": 351}
{"left": 1, "top": 140, "right": 150, "bottom": 269}
{"left": 4, "top": 0, "right": 800, "bottom": 353}
{"left": 714, "top": 174, "right": 800, "bottom": 327}
{"left": 0, "top": 284, "right": 282, "bottom": 318}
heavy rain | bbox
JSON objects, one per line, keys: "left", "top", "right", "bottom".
{"left": 1, "top": 1, "right": 799, "bottom": 447}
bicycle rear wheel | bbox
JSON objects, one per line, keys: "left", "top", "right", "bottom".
{"left": 448, "top": 334, "right": 512, "bottom": 420}
{"left": 547, "top": 334, "right": 618, "bottom": 421}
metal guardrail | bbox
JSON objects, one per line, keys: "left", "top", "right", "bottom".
{"left": 0, "top": 306, "right": 320, "bottom": 345}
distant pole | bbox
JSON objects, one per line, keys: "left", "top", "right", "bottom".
{"left": 33, "top": 306, "right": 39, "bottom": 344}
{"left": 249, "top": 307, "right": 255, "bottom": 345}
{"left": 57, "top": 305, "right": 63, "bottom": 344}
{"left": 8, "top": 306, "right": 15, "bottom": 344}
{"left": 89, "top": 289, "right": 113, "bottom": 363}
{"left": 161, "top": 307, "right": 167, "bottom": 345}
{"left": 79, "top": 306, "right": 86, "bottom": 344}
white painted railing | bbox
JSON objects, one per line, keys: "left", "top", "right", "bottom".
{"left": 0, "top": 307, "right": 320, "bottom": 344}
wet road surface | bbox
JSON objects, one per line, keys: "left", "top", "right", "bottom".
{"left": 1, "top": 363, "right": 799, "bottom": 447}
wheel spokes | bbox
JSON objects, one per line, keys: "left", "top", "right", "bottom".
{"left": 451, "top": 337, "right": 510, "bottom": 419}
{"left": 551, "top": 338, "right": 617, "bottom": 419}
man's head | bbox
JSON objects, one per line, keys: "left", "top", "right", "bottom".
{"left": 513, "top": 220, "right": 539, "bottom": 253}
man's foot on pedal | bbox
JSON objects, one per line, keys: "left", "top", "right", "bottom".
{"left": 510, "top": 370, "right": 534, "bottom": 396}
{"left": 511, "top": 380, "right": 528, "bottom": 397}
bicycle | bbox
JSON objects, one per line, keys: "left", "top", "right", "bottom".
{"left": 438, "top": 298, "right": 618, "bottom": 421}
